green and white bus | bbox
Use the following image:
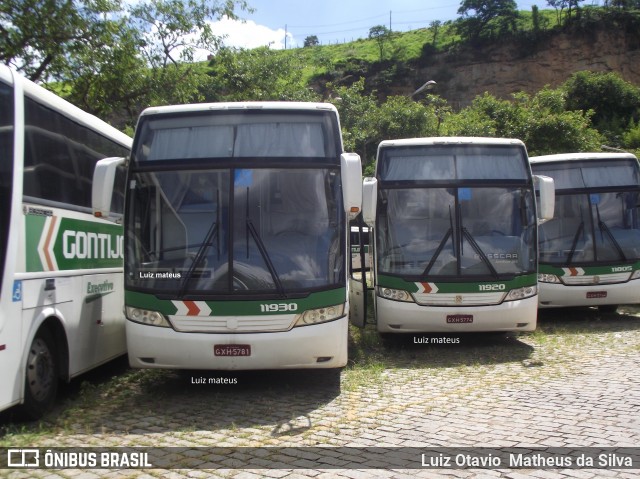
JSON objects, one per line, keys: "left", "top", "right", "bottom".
{"left": 0, "top": 65, "right": 132, "bottom": 418}
{"left": 531, "top": 152, "right": 640, "bottom": 311}
{"left": 350, "top": 137, "right": 555, "bottom": 333}
{"left": 94, "top": 102, "right": 362, "bottom": 371}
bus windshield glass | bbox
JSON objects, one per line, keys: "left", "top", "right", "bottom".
{"left": 534, "top": 159, "right": 640, "bottom": 264}
{"left": 127, "top": 109, "right": 345, "bottom": 296}
{"left": 378, "top": 145, "right": 529, "bottom": 181}
{"left": 132, "top": 111, "right": 340, "bottom": 162}
{"left": 376, "top": 144, "right": 536, "bottom": 279}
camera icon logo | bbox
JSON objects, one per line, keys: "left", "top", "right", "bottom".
{"left": 7, "top": 449, "right": 40, "bottom": 468}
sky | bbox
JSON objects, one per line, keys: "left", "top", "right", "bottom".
{"left": 209, "top": 0, "right": 603, "bottom": 51}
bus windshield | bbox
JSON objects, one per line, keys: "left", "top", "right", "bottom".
{"left": 535, "top": 159, "right": 640, "bottom": 264}
{"left": 376, "top": 144, "right": 536, "bottom": 279}
{"left": 125, "top": 111, "right": 346, "bottom": 298}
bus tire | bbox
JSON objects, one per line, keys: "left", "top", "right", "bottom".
{"left": 22, "top": 329, "right": 59, "bottom": 420}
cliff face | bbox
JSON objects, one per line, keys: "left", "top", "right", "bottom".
{"left": 404, "top": 27, "right": 640, "bottom": 107}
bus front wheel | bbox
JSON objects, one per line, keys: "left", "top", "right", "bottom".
{"left": 22, "top": 330, "right": 59, "bottom": 420}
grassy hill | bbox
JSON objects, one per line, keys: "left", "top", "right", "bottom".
{"left": 204, "top": 5, "right": 640, "bottom": 111}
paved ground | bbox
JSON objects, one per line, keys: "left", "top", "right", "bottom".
{"left": 2, "top": 307, "right": 640, "bottom": 478}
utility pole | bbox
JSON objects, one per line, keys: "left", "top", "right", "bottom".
{"left": 389, "top": 11, "right": 392, "bottom": 31}
{"left": 285, "top": 24, "right": 287, "bottom": 49}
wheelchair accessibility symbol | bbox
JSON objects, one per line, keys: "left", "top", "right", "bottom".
{"left": 12, "top": 280, "right": 22, "bottom": 302}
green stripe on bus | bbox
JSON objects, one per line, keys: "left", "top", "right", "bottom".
{"left": 25, "top": 214, "right": 124, "bottom": 271}
{"left": 25, "top": 214, "right": 46, "bottom": 272}
{"left": 539, "top": 262, "right": 640, "bottom": 276}
{"left": 377, "top": 274, "right": 537, "bottom": 293}
{"left": 125, "top": 287, "right": 347, "bottom": 316}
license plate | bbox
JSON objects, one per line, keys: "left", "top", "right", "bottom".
{"left": 586, "top": 291, "right": 607, "bottom": 299}
{"left": 214, "top": 344, "right": 251, "bottom": 357}
{"left": 446, "top": 314, "right": 473, "bottom": 324}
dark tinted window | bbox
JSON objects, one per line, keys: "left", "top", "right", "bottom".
{"left": 23, "top": 97, "right": 129, "bottom": 211}
{"left": 532, "top": 159, "right": 640, "bottom": 190}
{"left": 133, "top": 111, "right": 340, "bottom": 163}
{"left": 0, "top": 79, "right": 14, "bottom": 298}
{"left": 378, "top": 145, "right": 529, "bottom": 182}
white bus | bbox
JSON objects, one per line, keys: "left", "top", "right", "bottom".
{"left": 0, "top": 65, "right": 132, "bottom": 418}
{"left": 530, "top": 152, "right": 640, "bottom": 311}
{"left": 94, "top": 102, "right": 362, "bottom": 371}
{"left": 350, "top": 137, "right": 554, "bottom": 333}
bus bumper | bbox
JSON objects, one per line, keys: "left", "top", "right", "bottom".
{"left": 375, "top": 295, "right": 538, "bottom": 332}
{"left": 538, "top": 280, "right": 640, "bottom": 308}
{"left": 126, "top": 317, "right": 348, "bottom": 370}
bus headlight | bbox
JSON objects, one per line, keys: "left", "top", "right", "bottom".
{"left": 505, "top": 285, "right": 537, "bottom": 301}
{"left": 126, "top": 306, "right": 171, "bottom": 328}
{"left": 631, "top": 270, "right": 640, "bottom": 280}
{"left": 377, "top": 287, "right": 414, "bottom": 302}
{"left": 294, "top": 304, "right": 345, "bottom": 327}
{"left": 538, "top": 273, "right": 560, "bottom": 283}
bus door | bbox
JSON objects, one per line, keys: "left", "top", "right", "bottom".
{"left": 348, "top": 178, "right": 377, "bottom": 328}
{"left": 349, "top": 218, "right": 369, "bottom": 327}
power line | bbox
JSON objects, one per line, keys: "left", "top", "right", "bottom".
{"left": 286, "top": 3, "right": 459, "bottom": 30}
{"left": 288, "top": 13, "right": 389, "bottom": 29}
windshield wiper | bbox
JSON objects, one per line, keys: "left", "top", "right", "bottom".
{"left": 596, "top": 204, "right": 627, "bottom": 261}
{"left": 421, "top": 228, "right": 453, "bottom": 277}
{"left": 178, "top": 221, "right": 219, "bottom": 298}
{"left": 243, "top": 187, "right": 285, "bottom": 296}
{"left": 178, "top": 190, "right": 220, "bottom": 298}
{"left": 421, "top": 205, "right": 456, "bottom": 278}
{"left": 461, "top": 227, "right": 499, "bottom": 279}
{"left": 565, "top": 205, "right": 586, "bottom": 265}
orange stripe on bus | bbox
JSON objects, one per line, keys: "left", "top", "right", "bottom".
{"left": 43, "top": 216, "right": 58, "bottom": 271}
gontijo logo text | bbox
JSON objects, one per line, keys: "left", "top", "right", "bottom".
{"left": 26, "top": 214, "right": 123, "bottom": 272}
{"left": 63, "top": 231, "right": 122, "bottom": 260}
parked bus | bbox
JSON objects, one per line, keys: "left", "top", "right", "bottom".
{"left": 0, "top": 65, "right": 132, "bottom": 418}
{"left": 94, "top": 102, "right": 362, "bottom": 371}
{"left": 530, "top": 152, "right": 640, "bottom": 311}
{"left": 350, "top": 137, "right": 554, "bottom": 333}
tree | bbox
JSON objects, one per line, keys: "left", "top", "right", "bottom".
{"left": 328, "top": 78, "right": 440, "bottom": 168}
{"left": 375, "top": 95, "right": 439, "bottom": 144}
{"left": 1, "top": 0, "right": 249, "bottom": 127}
{"left": 304, "top": 35, "right": 320, "bottom": 47}
{"left": 430, "top": 20, "right": 442, "bottom": 45}
{"left": 0, "top": 0, "right": 123, "bottom": 82}
{"left": 368, "top": 25, "right": 391, "bottom": 61}
{"left": 328, "top": 78, "right": 379, "bottom": 165}
{"left": 206, "top": 46, "right": 318, "bottom": 102}
{"left": 547, "top": 0, "right": 586, "bottom": 26}
{"left": 562, "top": 71, "right": 640, "bottom": 143}
{"left": 456, "top": 0, "right": 519, "bottom": 41}
{"left": 445, "top": 89, "right": 603, "bottom": 155}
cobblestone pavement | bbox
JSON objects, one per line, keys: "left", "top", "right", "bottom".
{"left": 2, "top": 307, "right": 640, "bottom": 479}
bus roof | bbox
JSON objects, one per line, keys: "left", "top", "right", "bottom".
{"left": 530, "top": 152, "right": 638, "bottom": 164}
{"left": 377, "top": 137, "right": 525, "bottom": 150}
{"left": 139, "top": 102, "right": 339, "bottom": 118}
{"left": 1, "top": 64, "right": 132, "bottom": 149}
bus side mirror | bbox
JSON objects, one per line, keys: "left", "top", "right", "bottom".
{"left": 362, "top": 177, "right": 378, "bottom": 227}
{"left": 534, "top": 175, "right": 555, "bottom": 223}
{"left": 93, "top": 157, "right": 125, "bottom": 218}
{"left": 341, "top": 152, "right": 363, "bottom": 221}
